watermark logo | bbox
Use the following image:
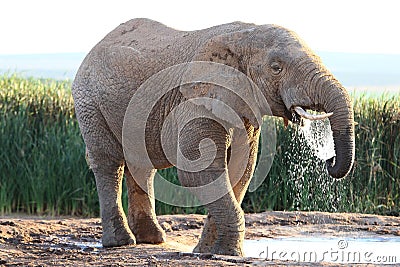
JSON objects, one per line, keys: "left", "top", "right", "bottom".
{"left": 337, "top": 239, "right": 348, "bottom": 249}
{"left": 247, "top": 238, "right": 399, "bottom": 264}
{"left": 122, "top": 61, "right": 276, "bottom": 207}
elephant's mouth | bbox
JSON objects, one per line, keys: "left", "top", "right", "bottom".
{"left": 282, "top": 107, "right": 299, "bottom": 126}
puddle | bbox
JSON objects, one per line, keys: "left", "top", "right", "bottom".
{"left": 45, "top": 235, "right": 102, "bottom": 252}
{"left": 69, "top": 240, "right": 103, "bottom": 250}
{"left": 244, "top": 237, "right": 400, "bottom": 264}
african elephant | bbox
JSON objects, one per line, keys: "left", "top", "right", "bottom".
{"left": 72, "top": 18, "right": 355, "bottom": 256}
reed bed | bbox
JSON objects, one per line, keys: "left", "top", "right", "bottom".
{"left": 0, "top": 74, "right": 399, "bottom": 216}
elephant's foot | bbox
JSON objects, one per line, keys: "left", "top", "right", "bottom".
{"left": 193, "top": 215, "right": 217, "bottom": 253}
{"left": 211, "top": 238, "right": 244, "bottom": 256}
{"left": 193, "top": 239, "right": 213, "bottom": 253}
{"left": 102, "top": 221, "right": 136, "bottom": 247}
{"left": 208, "top": 211, "right": 245, "bottom": 256}
{"left": 193, "top": 240, "right": 213, "bottom": 254}
{"left": 194, "top": 215, "right": 244, "bottom": 256}
{"left": 130, "top": 217, "right": 166, "bottom": 244}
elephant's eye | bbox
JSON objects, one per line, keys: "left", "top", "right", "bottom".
{"left": 270, "top": 62, "right": 283, "bottom": 75}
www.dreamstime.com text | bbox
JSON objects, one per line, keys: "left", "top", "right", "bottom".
{"left": 256, "top": 240, "right": 398, "bottom": 264}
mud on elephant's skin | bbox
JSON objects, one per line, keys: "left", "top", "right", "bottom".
{"left": 72, "top": 18, "right": 355, "bottom": 256}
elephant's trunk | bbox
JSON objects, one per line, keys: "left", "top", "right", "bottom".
{"left": 322, "top": 81, "right": 355, "bottom": 178}
{"left": 281, "top": 66, "right": 355, "bottom": 179}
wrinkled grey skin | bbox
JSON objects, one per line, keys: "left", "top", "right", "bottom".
{"left": 72, "top": 18, "right": 355, "bottom": 256}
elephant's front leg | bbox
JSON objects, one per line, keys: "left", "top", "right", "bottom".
{"left": 125, "top": 167, "right": 166, "bottom": 244}
{"left": 178, "top": 168, "right": 245, "bottom": 256}
{"left": 194, "top": 125, "right": 260, "bottom": 254}
{"left": 177, "top": 118, "right": 245, "bottom": 256}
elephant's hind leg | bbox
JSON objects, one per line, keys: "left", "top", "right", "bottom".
{"left": 91, "top": 159, "right": 135, "bottom": 247}
{"left": 76, "top": 100, "right": 135, "bottom": 247}
{"left": 125, "top": 167, "right": 166, "bottom": 244}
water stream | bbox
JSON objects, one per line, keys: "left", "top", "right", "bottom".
{"left": 301, "top": 118, "right": 335, "bottom": 161}
{"left": 283, "top": 117, "right": 347, "bottom": 212}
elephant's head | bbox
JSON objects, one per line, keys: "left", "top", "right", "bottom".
{"left": 193, "top": 24, "right": 355, "bottom": 179}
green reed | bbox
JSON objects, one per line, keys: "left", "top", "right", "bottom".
{"left": 0, "top": 74, "right": 399, "bottom": 216}
{"left": 0, "top": 74, "right": 97, "bottom": 216}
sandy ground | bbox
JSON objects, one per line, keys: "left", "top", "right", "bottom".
{"left": 1, "top": 211, "right": 400, "bottom": 266}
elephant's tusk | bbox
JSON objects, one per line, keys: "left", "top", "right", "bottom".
{"left": 293, "top": 106, "right": 333, "bottom": 121}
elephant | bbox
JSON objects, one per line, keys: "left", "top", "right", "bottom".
{"left": 72, "top": 18, "right": 355, "bottom": 256}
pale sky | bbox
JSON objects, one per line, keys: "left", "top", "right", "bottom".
{"left": 1, "top": 0, "right": 400, "bottom": 55}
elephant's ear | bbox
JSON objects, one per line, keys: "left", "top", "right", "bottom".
{"left": 178, "top": 29, "right": 266, "bottom": 129}
{"left": 193, "top": 29, "right": 256, "bottom": 70}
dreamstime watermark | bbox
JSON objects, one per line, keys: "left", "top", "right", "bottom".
{"left": 252, "top": 239, "right": 399, "bottom": 264}
{"left": 122, "top": 61, "right": 276, "bottom": 207}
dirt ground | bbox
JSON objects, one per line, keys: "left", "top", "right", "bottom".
{"left": 1, "top": 211, "right": 400, "bottom": 266}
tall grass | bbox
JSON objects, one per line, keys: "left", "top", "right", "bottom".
{"left": 346, "top": 96, "right": 400, "bottom": 214}
{"left": 0, "top": 75, "right": 97, "bottom": 216}
{"left": 0, "top": 74, "right": 399, "bottom": 216}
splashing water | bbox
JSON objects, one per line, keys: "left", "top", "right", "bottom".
{"left": 283, "top": 117, "right": 349, "bottom": 213}
{"left": 301, "top": 118, "right": 335, "bottom": 161}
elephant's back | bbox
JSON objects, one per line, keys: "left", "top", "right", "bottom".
{"left": 99, "top": 18, "right": 183, "bottom": 52}
{"left": 73, "top": 19, "right": 256, "bottom": 89}
{"left": 94, "top": 18, "right": 256, "bottom": 60}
